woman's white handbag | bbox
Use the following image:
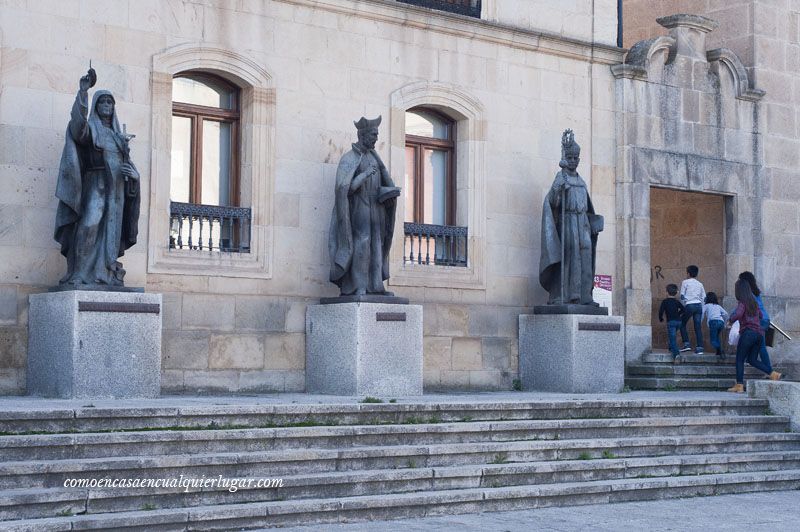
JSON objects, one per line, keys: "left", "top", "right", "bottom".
{"left": 728, "top": 320, "right": 740, "bottom": 346}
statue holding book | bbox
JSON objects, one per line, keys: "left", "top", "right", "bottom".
{"left": 328, "top": 116, "right": 400, "bottom": 298}
{"left": 539, "top": 130, "right": 604, "bottom": 307}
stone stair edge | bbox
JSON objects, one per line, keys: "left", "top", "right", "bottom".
{"left": 2, "top": 449, "right": 799, "bottom": 504}
{"left": 0, "top": 414, "right": 788, "bottom": 447}
{"left": 5, "top": 469, "right": 800, "bottom": 531}
{"left": 0, "top": 397, "right": 770, "bottom": 421}
{"left": 1, "top": 431, "right": 797, "bottom": 475}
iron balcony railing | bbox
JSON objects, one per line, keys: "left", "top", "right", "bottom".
{"left": 396, "top": 0, "right": 481, "bottom": 18}
{"left": 404, "top": 222, "right": 468, "bottom": 267}
{"left": 169, "top": 201, "right": 251, "bottom": 253}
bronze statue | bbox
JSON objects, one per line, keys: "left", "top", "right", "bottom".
{"left": 539, "top": 130, "right": 603, "bottom": 306}
{"left": 54, "top": 67, "right": 140, "bottom": 289}
{"left": 328, "top": 116, "right": 400, "bottom": 297}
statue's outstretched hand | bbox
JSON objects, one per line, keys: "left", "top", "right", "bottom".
{"left": 121, "top": 163, "right": 139, "bottom": 180}
{"left": 79, "top": 68, "right": 96, "bottom": 92}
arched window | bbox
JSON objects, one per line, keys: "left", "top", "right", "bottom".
{"left": 404, "top": 108, "right": 455, "bottom": 225}
{"left": 171, "top": 73, "right": 240, "bottom": 206}
{"left": 150, "top": 44, "right": 274, "bottom": 276}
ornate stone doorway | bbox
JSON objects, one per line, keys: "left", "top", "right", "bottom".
{"left": 612, "top": 13, "right": 764, "bottom": 360}
{"left": 649, "top": 187, "right": 726, "bottom": 352}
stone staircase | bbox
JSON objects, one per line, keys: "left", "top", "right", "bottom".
{"left": 0, "top": 396, "right": 798, "bottom": 530}
{"left": 626, "top": 351, "right": 769, "bottom": 391}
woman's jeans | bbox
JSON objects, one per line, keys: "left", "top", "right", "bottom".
{"left": 709, "top": 319, "right": 725, "bottom": 350}
{"left": 666, "top": 320, "right": 687, "bottom": 356}
{"left": 736, "top": 329, "right": 772, "bottom": 383}
{"left": 758, "top": 318, "right": 772, "bottom": 367}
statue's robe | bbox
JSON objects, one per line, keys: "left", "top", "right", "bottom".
{"left": 54, "top": 89, "right": 140, "bottom": 287}
{"left": 328, "top": 143, "right": 397, "bottom": 295}
{"left": 539, "top": 171, "right": 602, "bottom": 304}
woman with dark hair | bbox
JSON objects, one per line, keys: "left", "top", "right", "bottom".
{"left": 727, "top": 279, "right": 781, "bottom": 393}
{"left": 738, "top": 271, "right": 772, "bottom": 367}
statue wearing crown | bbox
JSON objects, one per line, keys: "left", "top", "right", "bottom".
{"left": 539, "top": 130, "right": 604, "bottom": 307}
{"left": 328, "top": 116, "right": 400, "bottom": 297}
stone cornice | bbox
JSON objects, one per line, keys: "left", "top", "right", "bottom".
{"left": 273, "top": 0, "right": 625, "bottom": 65}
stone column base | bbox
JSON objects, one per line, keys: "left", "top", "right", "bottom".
{"left": 27, "top": 290, "right": 162, "bottom": 398}
{"left": 306, "top": 302, "right": 423, "bottom": 396}
{"left": 519, "top": 313, "right": 625, "bottom": 393}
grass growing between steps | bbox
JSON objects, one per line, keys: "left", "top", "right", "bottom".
{"left": 489, "top": 452, "right": 509, "bottom": 464}
{"left": 0, "top": 414, "right": 471, "bottom": 436}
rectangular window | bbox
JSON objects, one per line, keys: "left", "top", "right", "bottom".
{"left": 169, "top": 73, "right": 249, "bottom": 253}
{"left": 396, "top": 0, "right": 481, "bottom": 18}
{"left": 403, "top": 108, "right": 467, "bottom": 267}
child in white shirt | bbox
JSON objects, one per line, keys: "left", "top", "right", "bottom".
{"left": 680, "top": 265, "right": 706, "bottom": 354}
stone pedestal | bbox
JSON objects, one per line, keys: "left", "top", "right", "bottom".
{"left": 27, "top": 290, "right": 162, "bottom": 398}
{"left": 519, "top": 313, "right": 624, "bottom": 393}
{"left": 306, "top": 302, "right": 423, "bottom": 396}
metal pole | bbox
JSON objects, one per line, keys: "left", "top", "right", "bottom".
{"left": 560, "top": 183, "right": 566, "bottom": 304}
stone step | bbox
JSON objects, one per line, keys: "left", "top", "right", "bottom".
{"left": 6, "top": 469, "right": 800, "bottom": 531}
{"left": 626, "top": 364, "right": 764, "bottom": 378}
{"left": 0, "top": 398, "right": 770, "bottom": 434}
{"left": 1, "top": 432, "right": 797, "bottom": 490}
{"left": 643, "top": 353, "right": 736, "bottom": 365}
{"left": 626, "top": 377, "right": 741, "bottom": 390}
{"left": 0, "top": 416, "right": 788, "bottom": 461}
{"left": 3, "top": 451, "right": 799, "bottom": 520}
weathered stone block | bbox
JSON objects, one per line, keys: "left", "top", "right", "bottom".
{"left": 625, "top": 324, "right": 652, "bottom": 362}
{"left": 160, "top": 292, "right": 181, "bottom": 330}
{"left": 519, "top": 313, "right": 625, "bottom": 393}
{"left": 209, "top": 334, "right": 264, "bottom": 369}
{"left": 0, "top": 286, "right": 18, "bottom": 325}
{"left": 183, "top": 370, "right": 239, "bottom": 393}
{"left": 439, "top": 370, "right": 470, "bottom": 389}
{"left": 426, "top": 304, "right": 469, "bottom": 336}
{"left": 482, "top": 337, "right": 514, "bottom": 371}
{"left": 264, "top": 332, "right": 305, "bottom": 370}
{"left": 27, "top": 291, "right": 162, "bottom": 399}
{"left": 451, "top": 337, "right": 482, "bottom": 371}
{"left": 467, "top": 306, "right": 499, "bottom": 336}
{"left": 283, "top": 370, "right": 305, "bottom": 392}
{"left": 182, "top": 294, "right": 235, "bottom": 331}
{"left": 306, "top": 303, "right": 423, "bottom": 396}
{"left": 468, "top": 369, "right": 503, "bottom": 390}
{"left": 239, "top": 370, "right": 285, "bottom": 393}
{"left": 163, "top": 331, "right": 208, "bottom": 370}
{"left": 423, "top": 336, "right": 451, "bottom": 370}
{"left": 234, "top": 296, "right": 287, "bottom": 332}
{"left": 749, "top": 381, "right": 800, "bottom": 432}
{"left": 0, "top": 327, "right": 26, "bottom": 368}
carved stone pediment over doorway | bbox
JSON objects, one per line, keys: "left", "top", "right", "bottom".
{"left": 611, "top": 13, "right": 765, "bottom": 360}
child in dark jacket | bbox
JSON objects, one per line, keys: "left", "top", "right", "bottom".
{"left": 659, "top": 284, "right": 688, "bottom": 363}
{"left": 727, "top": 279, "right": 781, "bottom": 393}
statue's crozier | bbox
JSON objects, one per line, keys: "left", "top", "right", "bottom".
{"left": 54, "top": 69, "right": 140, "bottom": 289}
{"left": 539, "top": 130, "right": 603, "bottom": 306}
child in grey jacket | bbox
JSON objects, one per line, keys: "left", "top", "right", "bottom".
{"left": 703, "top": 292, "right": 729, "bottom": 359}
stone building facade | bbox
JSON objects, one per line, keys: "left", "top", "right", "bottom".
{"left": 0, "top": 0, "right": 796, "bottom": 394}
{"left": 621, "top": 1, "right": 800, "bottom": 377}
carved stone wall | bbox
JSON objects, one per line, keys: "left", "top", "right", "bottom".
{"left": 613, "top": 14, "right": 766, "bottom": 361}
